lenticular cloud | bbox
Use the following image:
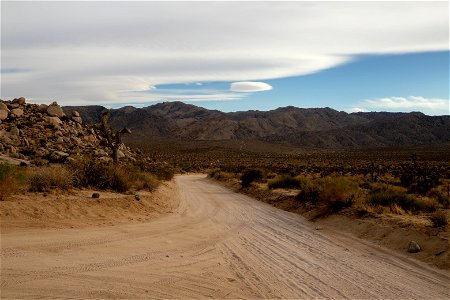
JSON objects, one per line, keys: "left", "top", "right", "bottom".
{"left": 230, "top": 82, "right": 273, "bottom": 93}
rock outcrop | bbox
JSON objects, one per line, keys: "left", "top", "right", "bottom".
{"left": 0, "top": 98, "right": 143, "bottom": 165}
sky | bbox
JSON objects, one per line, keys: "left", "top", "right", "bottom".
{"left": 1, "top": 1, "right": 449, "bottom": 115}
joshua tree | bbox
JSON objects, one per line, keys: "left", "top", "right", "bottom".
{"left": 100, "top": 110, "right": 131, "bottom": 164}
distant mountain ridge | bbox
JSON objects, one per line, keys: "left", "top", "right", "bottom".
{"left": 63, "top": 102, "right": 450, "bottom": 149}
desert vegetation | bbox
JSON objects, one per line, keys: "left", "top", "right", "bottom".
{"left": 0, "top": 158, "right": 168, "bottom": 198}
{"left": 207, "top": 149, "right": 450, "bottom": 228}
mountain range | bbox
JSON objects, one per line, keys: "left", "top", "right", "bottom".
{"left": 62, "top": 102, "right": 450, "bottom": 150}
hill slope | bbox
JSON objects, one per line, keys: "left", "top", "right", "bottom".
{"left": 63, "top": 102, "right": 450, "bottom": 149}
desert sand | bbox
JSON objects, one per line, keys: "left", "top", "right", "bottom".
{"left": 1, "top": 175, "right": 449, "bottom": 299}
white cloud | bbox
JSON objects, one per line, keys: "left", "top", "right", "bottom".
{"left": 1, "top": 1, "right": 448, "bottom": 104}
{"left": 230, "top": 82, "right": 273, "bottom": 93}
{"left": 355, "top": 96, "right": 449, "bottom": 115}
{"left": 351, "top": 107, "right": 367, "bottom": 113}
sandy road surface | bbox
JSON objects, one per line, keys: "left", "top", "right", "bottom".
{"left": 1, "top": 174, "right": 449, "bottom": 299}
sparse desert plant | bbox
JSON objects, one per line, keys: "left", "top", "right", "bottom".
{"left": 268, "top": 174, "right": 302, "bottom": 189}
{"left": 143, "top": 163, "right": 175, "bottom": 181}
{"left": 133, "top": 171, "right": 159, "bottom": 191}
{"left": 0, "top": 163, "right": 26, "bottom": 200}
{"left": 296, "top": 180, "right": 320, "bottom": 204}
{"left": 109, "top": 167, "right": 133, "bottom": 192}
{"left": 317, "top": 177, "right": 357, "bottom": 213}
{"left": 367, "top": 190, "right": 433, "bottom": 213}
{"left": 27, "top": 165, "right": 73, "bottom": 192}
{"left": 70, "top": 156, "right": 113, "bottom": 189}
{"left": 70, "top": 156, "right": 161, "bottom": 192}
{"left": 99, "top": 110, "right": 132, "bottom": 164}
{"left": 240, "top": 169, "right": 263, "bottom": 188}
{"left": 429, "top": 210, "right": 449, "bottom": 227}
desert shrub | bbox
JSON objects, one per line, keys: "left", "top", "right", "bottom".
{"left": 133, "top": 171, "right": 159, "bottom": 191}
{"left": 0, "top": 163, "right": 26, "bottom": 200}
{"left": 427, "top": 188, "right": 450, "bottom": 209}
{"left": 240, "top": 169, "right": 263, "bottom": 188}
{"left": 109, "top": 167, "right": 133, "bottom": 192}
{"left": 268, "top": 175, "right": 302, "bottom": 189}
{"left": 30, "top": 158, "right": 49, "bottom": 166}
{"left": 437, "top": 195, "right": 450, "bottom": 209}
{"left": 296, "top": 180, "right": 320, "bottom": 203}
{"left": 367, "top": 190, "right": 431, "bottom": 213}
{"left": 143, "top": 163, "right": 175, "bottom": 181}
{"left": 27, "top": 165, "right": 73, "bottom": 192}
{"left": 317, "top": 177, "right": 357, "bottom": 212}
{"left": 70, "top": 157, "right": 160, "bottom": 192}
{"left": 71, "top": 157, "right": 114, "bottom": 189}
{"left": 429, "top": 211, "right": 449, "bottom": 227}
{"left": 208, "top": 169, "right": 233, "bottom": 181}
{"left": 0, "top": 163, "right": 16, "bottom": 182}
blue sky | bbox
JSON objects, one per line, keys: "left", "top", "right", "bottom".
{"left": 148, "top": 51, "right": 449, "bottom": 114}
{"left": 1, "top": 1, "right": 449, "bottom": 115}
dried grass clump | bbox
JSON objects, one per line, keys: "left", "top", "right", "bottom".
{"left": 133, "top": 171, "right": 159, "bottom": 192}
{"left": 0, "top": 163, "right": 27, "bottom": 200}
{"left": 27, "top": 165, "right": 73, "bottom": 192}
{"left": 367, "top": 190, "right": 437, "bottom": 213}
{"left": 70, "top": 156, "right": 160, "bottom": 192}
{"left": 429, "top": 211, "right": 449, "bottom": 228}
{"left": 268, "top": 175, "right": 302, "bottom": 189}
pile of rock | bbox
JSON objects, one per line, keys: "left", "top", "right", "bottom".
{"left": 0, "top": 98, "right": 139, "bottom": 165}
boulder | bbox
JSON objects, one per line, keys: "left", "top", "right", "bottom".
{"left": 46, "top": 116, "right": 62, "bottom": 126}
{"left": 0, "top": 102, "right": 9, "bottom": 112}
{"left": 72, "top": 111, "right": 80, "bottom": 117}
{"left": 38, "top": 104, "right": 48, "bottom": 113}
{"left": 407, "top": 241, "right": 421, "bottom": 253}
{"left": 17, "top": 97, "right": 26, "bottom": 105}
{"left": 0, "top": 155, "right": 29, "bottom": 166}
{"left": 49, "top": 151, "right": 69, "bottom": 162}
{"left": 46, "top": 102, "right": 65, "bottom": 117}
{"left": 0, "top": 110, "right": 8, "bottom": 121}
{"left": 117, "top": 149, "right": 125, "bottom": 158}
{"left": 71, "top": 116, "right": 83, "bottom": 124}
{"left": 10, "top": 108, "right": 24, "bottom": 117}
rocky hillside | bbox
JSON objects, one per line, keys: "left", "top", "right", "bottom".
{"left": 63, "top": 101, "right": 450, "bottom": 150}
{"left": 0, "top": 98, "right": 142, "bottom": 166}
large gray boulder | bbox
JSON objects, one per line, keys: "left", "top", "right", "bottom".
{"left": 46, "top": 102, "right": 65, "bottom": 117}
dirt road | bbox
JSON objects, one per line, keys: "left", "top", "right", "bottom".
{"left": 1, "top": 174, "right": 448, "bottom": 299}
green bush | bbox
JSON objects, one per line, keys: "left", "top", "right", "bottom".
{"left": 268, "top": 175, "right": 302, "bottom": 189}
{"left": 28, "top": 165, "right": 73, "bottom": 192}
{"left": 241, "top": 169, "right": 263, "bottom": 188}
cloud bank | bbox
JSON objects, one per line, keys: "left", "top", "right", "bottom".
{"left": 1, "top": 1, "right": 448, "bottom": 105}
{"left": 353, "top": 96, "right": 449, "bottom": 116}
